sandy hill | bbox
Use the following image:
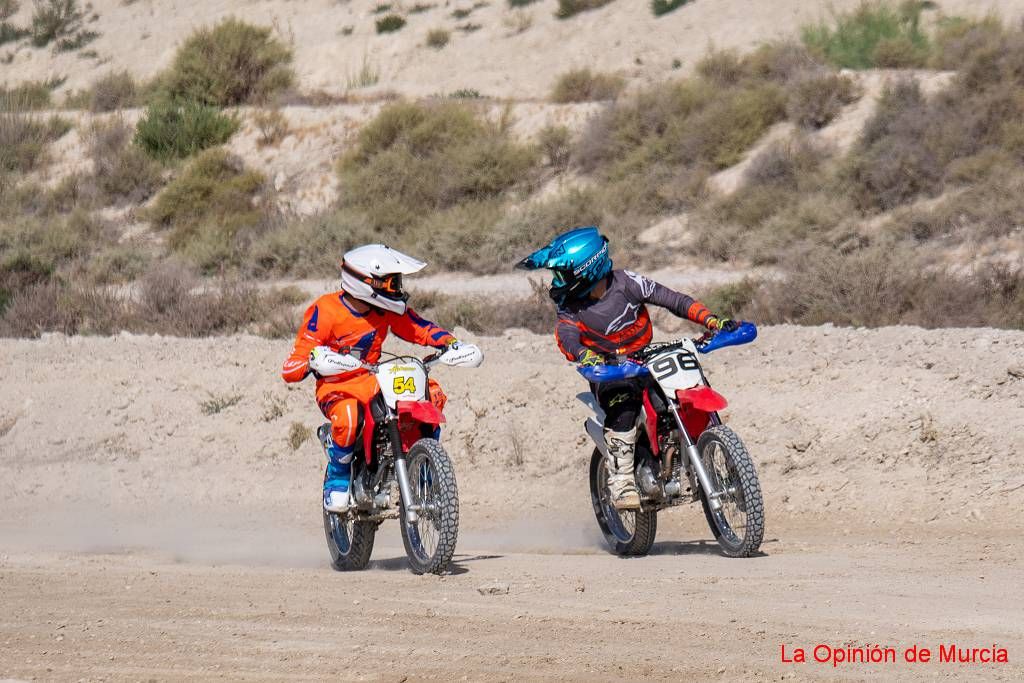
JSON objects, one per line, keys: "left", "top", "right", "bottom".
{"left": 4, "top": 0, "right": 1024, "bottom": 98}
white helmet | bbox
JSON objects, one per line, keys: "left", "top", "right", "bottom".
{"left": 341, "top": 244, "right": 426, "bottom": 314}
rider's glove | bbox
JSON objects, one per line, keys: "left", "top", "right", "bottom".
{"left": 706, "top": 316, "right": 739, "bottom": 333}
{"left": 444, "top": 338, "right": 462, "bottom": 350}
{"left": 308, "top": 346, "right": 361, "bottom": 378}
{"left": 577, "top": 349, "right": 603, "bottom": 367}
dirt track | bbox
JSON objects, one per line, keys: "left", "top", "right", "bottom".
{"left": 2, "top": 325, "right": 1024, "bottom": 680}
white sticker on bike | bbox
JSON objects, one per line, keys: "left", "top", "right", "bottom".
{"left": 648, "top": 339, "right": 703, "bottom": 392}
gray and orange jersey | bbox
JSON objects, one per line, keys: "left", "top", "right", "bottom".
{"left": 554, "top": 270, "right": 713, "bottom": 361}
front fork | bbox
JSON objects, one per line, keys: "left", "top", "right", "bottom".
{"left": 670, "top": 409, "right": 722, "bottom": 512}
{"left": 386, "top": 418, "right": 420, "bottom": 524}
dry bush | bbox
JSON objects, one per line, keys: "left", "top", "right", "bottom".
{"left": 338, "top": 100, "right": 540, "bottom": 232}
{"left": 786, "top": 70, "right": 858, "bottom": 129}
{"left": 84, "top": 70, "right": 138, "bottom": 112}
{"left": 891, "top": 169, "right": 1024, "bottom": 244}
{"left": 252, "top": 108, "right": 289, "bottom": 146}
{"left": 163, "top": 18, "right": 294, "bottom": 106}
{"left": 538, "top": 124, "right": 572, "bottom": 169}
{"left": 0, "top": 110, "right": 70, "bottom": 172}
{"left": 929, "top": 15, "right": 1004, "bottom": 70}
{"left": 30, "top": 0, "right": 84, "bottom": 48}
{"left": 695, "top": 49, "right": 746, "bottom": 87}
{"left": 550, "top": 68, "right": 625, "bottom": 103}
{"left": 86, "top": 118, "right": 163, "bottom": 205}
{"left": 748, "top": 243, "right": 1024, "bottom": 329}
{"left": 0, "top": 78, "right": 61, "bottom": 110}
{"left": 146, "top": 149, "right": 265, "bottom": 270}
{"left": 247, "top": 208, "right": 377, "bottom": 277}
{"left": 414, "top": 188, "right": 604, "bottom": 274}
{"left": 375, "top": 14, "right": 405, "bottom": 34}
{"left": 416, "top": 281, "right": 556, "bottom": 334}
{"left": 426, "top": 27, "right": 449, "bottom": 48}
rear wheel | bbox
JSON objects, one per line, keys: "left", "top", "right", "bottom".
{"left": 589, "top": 447, "right": 657, "bottom": 556}
{"left": 323, "top": 510, "right": 377, "bottom": 571}
{"left": 399, "top": 439, "right": 459, "bottom": 575}
{"left": 696, "top": 425, "right": 764, "bottom": 557}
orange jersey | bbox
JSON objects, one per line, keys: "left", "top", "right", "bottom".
{"left": 281, "top": 291, "right": 454, "bottom": 402}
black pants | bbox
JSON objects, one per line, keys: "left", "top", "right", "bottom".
{"left": 593, "top": 378, "right": 644, "bottom": 433}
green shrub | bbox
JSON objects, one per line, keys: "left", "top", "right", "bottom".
{"left": 651, "top": 0, "right": 691, "bottom": 17}
{"left": 550, "top": 68, "right": 624, "bottom": 103}
{"left": 555, "top": 0, "right": 614, "bottom": 20}
{"left": 0, "top": 17, "right": 28, "bottom": 46}
{"left": 375, "top": 14, "right": 406, "bottom": 33}
{"left": 163, "top": 18, "right": 294, "bottom": 106}
{"left": 338, "top": 100, "right": 540, "bottom": 231}
{"left": 507, "top": 0, "right": 539, "bottom": 6}
{"left": 801, "top": 1, "right": 930, "bottom": 69}
{"left": 786, "top": 71, "right": 858, "bottom": 129}
{"left": 426, "top": 27, "right": 449, "bottom": 48}
{"left": 147, "top": 148, "right": 264, "bottom": 270}
{"left": 29, "top": 0, "right": 83, "bottom": 48}
{"left": 134, "top": 98, "right": 239, "bottom": 160}
{"left": 0, "top": 110, "right": 70, "bottom": 172}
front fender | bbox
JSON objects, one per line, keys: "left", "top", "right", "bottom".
{"left": 396, "top": 400, "right": 446, "bottom": 425}
{"left": 676, "top": 386, "right": 728, "bottom": 412}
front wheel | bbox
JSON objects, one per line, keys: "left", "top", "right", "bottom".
{"left": 696, "top": 425, "right": 765, "bottom": 557}
{"left": 323, "top": 510, "right": 377, "bottom": 571}
{"left": 399, "top": 439, "right": 459, "bottom": 575}
{"left": 589, "top": 447, "right": 657, "bottom": 556}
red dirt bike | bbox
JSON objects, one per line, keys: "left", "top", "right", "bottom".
{"left": 579, "top": 323, "right": 764, "bottom": 558}
{"left": 317, "top": 344, "right": 482, "bottom": 574}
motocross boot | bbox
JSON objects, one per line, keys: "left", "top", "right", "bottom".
{"left": 604, "top": 426, "right": 641, "bottom": 510}
{"left": 323, "top": 441, "right": 354, "bottom": 513}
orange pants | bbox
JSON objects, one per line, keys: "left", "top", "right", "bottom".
{"left": 317, "top": 373, "right": 447, "bottom": 448}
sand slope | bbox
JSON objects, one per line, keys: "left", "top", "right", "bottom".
{"left": 5, "top": 0, "right": 1024, "bottom": 98}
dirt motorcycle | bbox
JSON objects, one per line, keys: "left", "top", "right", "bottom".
{"left": 317, "top": 343, "right": 483, "bottom": 574}
{"left": 579, "top": 322, "right": 764, "bottom": 558}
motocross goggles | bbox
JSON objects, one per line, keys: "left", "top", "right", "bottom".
{"left": 342, "top": 263, "right": 409, "bottom": 302}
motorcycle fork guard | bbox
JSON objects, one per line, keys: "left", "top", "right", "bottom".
{"left": 671, "top": 409, "right": 722, "bottom": 512}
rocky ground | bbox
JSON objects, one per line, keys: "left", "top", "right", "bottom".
{"left": 1, "top": 325, "right": 1023, "bottom": 679}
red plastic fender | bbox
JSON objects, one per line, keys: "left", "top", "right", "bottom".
{"left": 396, "top": 400, "right": 447, "bottom": 425}
{"left": 675, "top": 386, "right": 729, "bottom": 412}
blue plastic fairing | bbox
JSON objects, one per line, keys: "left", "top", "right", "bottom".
{"left": 696, "top": 321, "right": 758, "bottom": 353}
{"left": 576, "top": 361, "right": 649, "bottom": 383}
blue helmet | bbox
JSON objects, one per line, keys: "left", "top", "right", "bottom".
{"left": 516, "top": 226, "right": 612, "bottom": 306}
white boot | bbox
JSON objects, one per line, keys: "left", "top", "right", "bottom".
{"left": 605, "top": 426, "right": 641, "bottom": 510}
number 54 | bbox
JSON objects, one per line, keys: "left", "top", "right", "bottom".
{"left": 393, "top": 376, "right": 416, "bottom": 394}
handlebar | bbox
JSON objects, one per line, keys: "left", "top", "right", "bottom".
{"left": 580, "top": 322, "right": 758, "bottom": 384}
